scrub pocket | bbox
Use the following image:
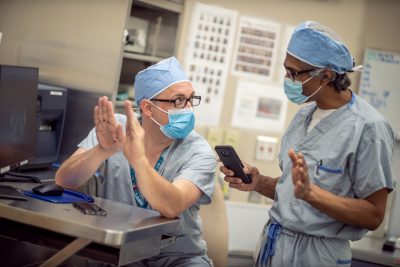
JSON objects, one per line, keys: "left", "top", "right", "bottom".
{"left": 314, "top": 158, "right": 344, "bottom": 194}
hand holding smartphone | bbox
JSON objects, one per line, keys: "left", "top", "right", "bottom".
{"left": 215, "top": 145, "right": 252, "bottom": 184}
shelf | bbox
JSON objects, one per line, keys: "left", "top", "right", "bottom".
{"left": 135, "top": 0, "right": 183, "bottom": 13}
{"left": 118, "top": 0, "right": 182, "bottom": 97}
{"left": 123, "top": 52, "right": 165, "bottom": 63}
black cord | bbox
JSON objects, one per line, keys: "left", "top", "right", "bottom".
{"left": 1, "top": 171, "right": 41, "bottom": 183}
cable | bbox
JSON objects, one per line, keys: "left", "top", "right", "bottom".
{"left": 1, "top": 171, "right": 41, "bottom": 183}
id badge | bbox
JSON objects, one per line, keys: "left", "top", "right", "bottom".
{"left": 253, "top": 220, "right": 270, "bottom": 263}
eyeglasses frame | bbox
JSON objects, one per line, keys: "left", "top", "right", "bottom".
{"left": 285, "top": 68, "right": 317, "bottom": 81}
{"left": 151, "top": 95, "right": 201, "bottom": 108}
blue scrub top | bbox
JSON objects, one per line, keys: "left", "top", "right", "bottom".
{"left": 78, "top": 114, "right": 217, "bottom": 256}
{"left": 270, "top": 93, "right": 394, "bottom": 241}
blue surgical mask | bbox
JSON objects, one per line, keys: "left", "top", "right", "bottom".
{"left": 150, "top": 103, "right": 195, "bottom": 140}
{"left": 284, "top": 74, "right": 324, "bottom": 104}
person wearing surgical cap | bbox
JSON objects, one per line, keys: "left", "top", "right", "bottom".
{"left": 221, "top": 21, "right": 394, "bottom": 267}
{"left": 56, "top": 57, "right": 217, "bottom": 266}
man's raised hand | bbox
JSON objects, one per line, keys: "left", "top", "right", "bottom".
{"left": 94, "top": 96, "right": 124, "bottom": 154}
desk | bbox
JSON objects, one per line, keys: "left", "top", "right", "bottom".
{"left": 351, "top": 236, "right": 400, "bottom": 267}
{"left": 0, "top": 183, "right": 180, "bottom": 266}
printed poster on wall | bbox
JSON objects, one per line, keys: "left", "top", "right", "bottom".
{"left": 231, "top": 16, "right": 281, "bottom": 80}
{"left": 231, "top": 80, "right": 288, "bottom": 132}
{"left": 184, "top": 3, "right": 238, "bottom": 127}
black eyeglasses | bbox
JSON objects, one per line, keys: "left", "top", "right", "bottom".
{"left": 151, "top": 95, "right": 201, "bottom": 108}
{"left": 285, "top": 68, "right": 316, "bottom": 81}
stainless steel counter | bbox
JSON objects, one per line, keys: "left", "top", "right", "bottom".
{"left": 351, "top": 236, "right": 400, "bottom": 266}
{"left": 0, "top": 182, "right": 180, "bottom": 266}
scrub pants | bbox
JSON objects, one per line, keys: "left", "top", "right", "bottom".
{"left": 126, "top": 254, "right": 213, "bottom": 267}
{"left": 254, "top": 222, "right": 352, "bottom": 267}
{"left": 69, "top": 254, "right": 213, "bottom": 267}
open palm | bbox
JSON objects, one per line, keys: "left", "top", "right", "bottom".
{"left": 288, "top": 148, "right": 310, "bottom": 199}
{"left": 94, "top": 96, "right": 124, "bottom": 154}
{"left": 122, "top": 100, "right": 146, "bottom": 166}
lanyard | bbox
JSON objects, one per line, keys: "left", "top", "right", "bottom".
{"left": 129, "top": 154, "right": 164, "bottom": 209}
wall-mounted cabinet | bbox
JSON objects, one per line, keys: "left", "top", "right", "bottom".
{"left": 117, "top": 0, "right": 184, "bottom": 108}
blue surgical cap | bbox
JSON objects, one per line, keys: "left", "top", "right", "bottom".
{"left": 287, "top": 21, "right": 355, "bottom": 74}
{"left": 134, "top": 57, "right": 189, "bottom": 105}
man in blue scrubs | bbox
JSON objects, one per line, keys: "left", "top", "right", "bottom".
{"left": 221, "top": 21, "right": 394, "bottom": 267}
{"left": 56, "top": 57, "right": 216, "bottom": 266}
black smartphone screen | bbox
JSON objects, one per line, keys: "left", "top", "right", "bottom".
{"left": 215, "top": 145, "right": 252, "bottom": 184}
{"left": 73, "top": 202, "right": 107, "bottom": 216}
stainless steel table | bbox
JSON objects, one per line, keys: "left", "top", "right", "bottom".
{"left": 0, "top": 183, "right": 180, "bottom": 266}
{"left": 351, "top": 236, "right": 400, "bottom": 266}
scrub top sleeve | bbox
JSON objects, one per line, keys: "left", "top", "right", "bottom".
{"left": 351, "top": 121, "right": 394, "bottom": 199}
{"left": 78, "top": 127, "right": 98, "bottom": 150}
{"left": 174, "top": 153, "right": 217, "bottom": 205}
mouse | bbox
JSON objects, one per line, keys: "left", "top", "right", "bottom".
{"left": 32, "top": 183, "right": 64, "bottom": 196}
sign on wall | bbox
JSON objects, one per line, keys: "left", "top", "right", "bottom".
{"left": 231, "top": 80, "right": 288, "bottom": 132}
{"left": 359, "top": 48, "right": 400, "bottom": 137}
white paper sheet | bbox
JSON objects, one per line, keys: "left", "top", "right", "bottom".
{"left": 231, "top": 80, "right": 287, "bottom": 132}
{"left": 184, "top": 3, "right": 238, "bottom": 127}
{"left": 231, "top": 16, "right": 281, "bottom": 81}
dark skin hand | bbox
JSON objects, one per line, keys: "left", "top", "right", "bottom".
{"left": 288, "top": 148, "right": 389, "bottom": 230}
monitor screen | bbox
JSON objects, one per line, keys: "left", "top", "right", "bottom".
{"left": 0, "top": 65, "right": 38, "bottom": 174}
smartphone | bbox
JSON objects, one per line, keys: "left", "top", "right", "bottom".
{"left": 215, "top": 145, "right": 252, "bottom": 184}
{"left": 73, "top": 202, "right": 107, "bottom": 216}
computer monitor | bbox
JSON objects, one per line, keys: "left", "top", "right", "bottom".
{"left": 0, "top": 65, "right": 38, "bottom": 175}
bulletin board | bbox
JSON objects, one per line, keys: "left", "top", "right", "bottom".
{"left": 184, "top": 3, "right": 238, "bottom": 127}
{"left": 231, "top": 16, "right": 281, "bottom": 80}
{"left": 359, "top": 48, "right": 400, "bottom": 136}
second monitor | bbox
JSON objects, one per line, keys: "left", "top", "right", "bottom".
{"left": 22, "top": 84, "right": 68, "bottom": 169}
